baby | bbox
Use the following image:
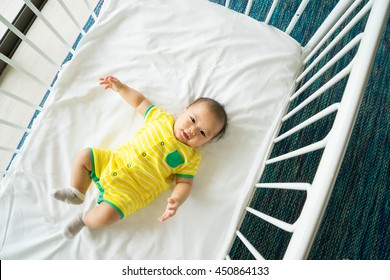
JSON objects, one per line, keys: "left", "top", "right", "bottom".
{"left": 53, "top": 76, "right": 228, "bottom": 238}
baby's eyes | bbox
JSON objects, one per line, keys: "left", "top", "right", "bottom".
{"left": 189, "top": 116, "right": 206, "bottom": 137}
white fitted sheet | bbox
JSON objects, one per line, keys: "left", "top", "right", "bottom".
{"left": 0, "top": 0, "right": 301, "bottom": 259}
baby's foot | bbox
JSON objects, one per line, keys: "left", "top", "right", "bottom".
{"left": 53, "top": 188, "right": 84, "bottom": 205}
{"left": 63, "top": 212, "right": 85, "bottom": 239}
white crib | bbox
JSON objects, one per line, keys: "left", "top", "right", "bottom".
{"left": 0, "top": 0, "right": 388, "bottom": 260}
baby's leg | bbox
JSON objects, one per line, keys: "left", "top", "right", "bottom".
{"left": 83, "top": 202, "right": 122, "bottom": 229}
{"left": 53, "top": 148, "right": 92, "bottom": 204}
{"left": 63, "top": 202, "right": 121, "bottom": 238}
{"left": 71, "top": 148, "right": 93, "bottom": 194}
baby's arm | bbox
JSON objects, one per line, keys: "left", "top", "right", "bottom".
{"left": 99, "top": 76, "right": 151, "bottom": 116}
{"left": 158, "top": 177, "right": 193, "bottom": 222}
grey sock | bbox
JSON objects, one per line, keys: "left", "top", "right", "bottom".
{"left": 63, "top": 213, "right": 85, "bottom": 239}
{"left": 53, "top": 188, "right": 84, "bottom": 205}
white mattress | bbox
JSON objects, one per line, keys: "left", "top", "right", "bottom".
{"left": 0, "top": 0, "right": 301, "bottom": 259}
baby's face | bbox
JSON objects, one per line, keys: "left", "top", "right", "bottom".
{"left": 174, "top": 102, "right": 223, "bottom": 148}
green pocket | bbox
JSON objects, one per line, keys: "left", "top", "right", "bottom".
{"left": 166, "top": 150, "right": 184, "bottom": 168}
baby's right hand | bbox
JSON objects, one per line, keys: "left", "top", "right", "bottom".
{"left": 99, "top": 76, "right": 123, "bottom": 92}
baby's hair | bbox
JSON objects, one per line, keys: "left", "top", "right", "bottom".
{"left": 189, "top": 97, "right": 228, "bottom": 141}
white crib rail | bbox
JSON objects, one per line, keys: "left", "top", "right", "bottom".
{"left": 283, "top": 0, "right": 389, "bottom": 259}
{"left": 223, "top": 0, "right": 389, "bottom": 259}
{"left": 0, "top": 0, "right": 100, "bottom": 177}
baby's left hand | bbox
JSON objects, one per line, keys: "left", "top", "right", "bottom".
{"left": 99, "top": 76, "right": 123, "bottom": 92}
{"left": 158, "top": 197, "right": 180, "bottom": 222}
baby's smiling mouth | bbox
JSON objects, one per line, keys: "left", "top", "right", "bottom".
{"left": 182, "top": 130, "right": 190, "bottom": 141}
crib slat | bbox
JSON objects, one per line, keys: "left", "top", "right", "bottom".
{"left": 236, "top": 230, "right": 265, "bottom": 260}
{"left": 244, "top": 0, "right": 253, "bottom": 16}
{"left": 246, "top": 207, "right": 295, "bottom": 232}
{"left": 0, "top": 119, "right": 31, "bottom": 132}
{"left": 291, "top": 41, "right": 357, "bottom": 102}
{"left": 82, "top": 0, "right": 98, "bottom": 21}
{"left": 57, "top": 0, "right": 87, "bottom": 36}
{"left": 0, "top": 53, "right": 49, "bottom": 88}
{"left": 285, "top": 0, "right": 310, "bottom": 34}
{"left": 265, "top": 136, "right": 328, "bottom": 165}
{"left": 0, "top": 88, "right": 42, "bottom": 111}
{"left": 275, "top": 103, "right": 340, "bottom": 143}
{"left": 256, "top": 182, "right": 310, "bottom": 191}
{"left": 22, "top": 0, "right": 75, "bottom": 54}
{"left": 265, "top": 0, "right": 279, "bottom": 24}
{"left": 304, "top": 0, "right": 371, "bottom": 64}
{"left": 303, "top": 0, "right": 355, "bottom": 55}
{"left": 0, "top": 146, "right": 19, "bottom": 153}
{"left": 298, "top": 33, "right": 362, "bottom": 83}
{"left": 0, "top": 15, "right": 58, "bottom": 68}
{"left": 284, "top": 62, "right": 353, "bottom": 121}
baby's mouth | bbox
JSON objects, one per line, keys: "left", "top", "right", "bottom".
{"left": 182, "top": 130, "right": 190, "bottom": 141}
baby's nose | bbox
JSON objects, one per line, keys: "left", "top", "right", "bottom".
{"left": 189, "top": 127, "right": 197, "bottom": 135}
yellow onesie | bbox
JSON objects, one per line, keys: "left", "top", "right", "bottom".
{"left": 89, "top": 105, "right": 202, "bottom": 218}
